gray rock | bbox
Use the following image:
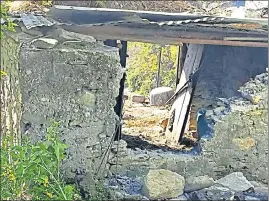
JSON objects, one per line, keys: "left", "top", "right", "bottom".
{"left": 244, "top": 192, "right": 268, "bottom": 201}
{"left": 245, "top": 196, "right": 260, "bottom": 200}
{"left": 142, "top": 169, "right": 185, "bottom": 200}
{"left": 31, "top": 38, "right": 58, "bottom": 49}
{"left": 213, "top": 106, "right": 226, "bottom": 116}
{"left": 149, "top": 87, "right": 174, "bottom": 106}
{"left": 184, "top": 175, "right": 214, "bottom": 193}
{"left": 206, "top": 186, "right": 235, "bottom": 201}
{"left": 187, "top": 190, "right": 208, "bottom": 201}
{"left": 215, "top": 172, "right": 254, "bottom": 192}
{"left": 131, "top": 94, "right": 145, "bottom": 103}
{"left": 170, "top": 194, "right": 189, "bottom": 201}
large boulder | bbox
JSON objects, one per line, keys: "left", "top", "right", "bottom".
{"left": 214, "top": 172, "right": 254, "bottom": 192}
{"left": 142, "top": 169, "right": 185, "bottom": 199}
{"left": 149, "top": 87, "right": 174, "bottom": 106}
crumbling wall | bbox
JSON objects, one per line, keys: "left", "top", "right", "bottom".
{"left": 108, "top": 47, "right": 268, "bottom": 185}
{"left": 0, "top": 34, "right": 22, "bottom": 145}
{"left": 1, "top": 27, "right": 124, "bottom": 188}
{"left": 193, "top": 45, "right": 267, "bottom": 110}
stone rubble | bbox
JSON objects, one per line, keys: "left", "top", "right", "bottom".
{"left": 106, "top": 171, "right": 268, "bottom": 201}
{"left": 149, "top": 87, "right": 174, "bottom": 106}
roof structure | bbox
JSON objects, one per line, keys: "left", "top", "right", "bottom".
{"left": 46, "top": 5, "right": 268, "bottom": 47}
{"left": 3, "top": 5, "right": 268, "bottom": 47}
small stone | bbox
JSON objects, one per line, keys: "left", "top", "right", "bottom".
{"left": 205, "top": 186, "right": 235, "bottom": 200}
{"left": 245, "top": 196, "right": 260, "bottom": 200}
{"left": 26, "top": 70, "right": 32, "bottom": 75}
{"left": 142, "top": 169, "right": 185, "bottom": 200}
{"left": 131, "top": 94, "right": 145, "bottom": 103}
{"left": 187, "top": 190, "right": 208, "bottom": 201}
{"left": 40, "top": 97, "right": 49, "bottom": 102}
{"left": 213, "top": 106, "right": 226, "bottom": 116}
{"left": 149, "top": 87, "right": 174, "bottom": 106}
{"left": 184, "top": 175, "right": 214, "bottom": 193}
{"left": 31, "top": 38, "right": 58, "bottom": 49}
{"left": 78, "top": 92, "right": 96, "bottom": 107}
{"left": 214, "top": 172, "right": 254, "bottom": 192}
{"left": 171, "top": 194, "right": 188, "bottom": 201}
{"left": 98, "top": 133, "right": 107, "bottom": 138}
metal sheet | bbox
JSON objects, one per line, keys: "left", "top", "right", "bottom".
{"left": 21, "top": 13, "right": 55, "bottom": 29}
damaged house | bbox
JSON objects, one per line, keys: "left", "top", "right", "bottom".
{"left": 1, "top": 5, "right": 268, "bottom": 199}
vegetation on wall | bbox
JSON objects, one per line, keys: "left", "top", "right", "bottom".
{"left": 1, "top": 120, "right": 81, "bottom": 200}
{"left": 126, "top": 42, "right": 179, "bottom": 96}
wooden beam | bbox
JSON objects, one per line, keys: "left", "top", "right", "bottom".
{"left": 166, "top": 44, "right": 204, "bottom": 145}
{"left": 58, "top": 25, "right": 268, "bottom": 48}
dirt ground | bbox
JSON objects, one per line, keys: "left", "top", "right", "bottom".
{"left": 121, "top": 98, "right": 197, "bottom": 151}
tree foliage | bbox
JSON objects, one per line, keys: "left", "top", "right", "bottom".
{"left": 126, "top": 42, "right": 179, "bottom": 96}
{"left": 0, "top": 0, "right": 17, "bottom": 39}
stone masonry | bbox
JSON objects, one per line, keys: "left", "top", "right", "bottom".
{"left": 1, "top": 26, "right": 124, "bottom": 186}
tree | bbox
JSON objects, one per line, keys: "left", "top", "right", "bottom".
{"left": 126, "top": 42, "right": 179, "bottom": 96}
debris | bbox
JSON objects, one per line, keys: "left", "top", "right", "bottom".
{"left": 184, "top": 175, "right": 214, "bottom": 193}
{"left": 131, "top": 94, "right": 145, "bottom": 103}
{"left": 142, "top": 169, "right": 185, "bottom": 200}
{"left": 149, "top": 87, "right": 174, "bottom": 106}
{"left": 214, "top": 172, "right": 254, "bottom": 192}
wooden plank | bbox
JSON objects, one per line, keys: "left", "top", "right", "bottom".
{"left": 58, "top": 25, "right": 268, "bottom": 48}
{"left": 166, "top": 44, "right": 204, "bottom": 145}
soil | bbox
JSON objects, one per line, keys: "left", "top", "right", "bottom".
{"left": 121, "top": 98, "right": 197, "bottom": 152}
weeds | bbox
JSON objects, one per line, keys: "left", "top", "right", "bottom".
{"left": 0, "top": 120, "right": 81, "bottom": 200}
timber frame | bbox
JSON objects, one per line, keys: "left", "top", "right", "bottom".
{"left": 43, "top": 5, "right": 268, "bottom": 143}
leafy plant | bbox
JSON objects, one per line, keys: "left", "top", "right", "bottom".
{"left": 0, "top": 120, "right": 81, "bottom": 200}
{"left": 0, "top": 0, "right": 17, "bottom": 39}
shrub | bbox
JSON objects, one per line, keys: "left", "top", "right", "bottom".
{"left": 0, "top": 120, "right": 81, "bottom": 200}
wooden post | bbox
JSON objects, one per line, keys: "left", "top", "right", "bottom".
{"left": 166, "top": 44, "right": 204, "bottom": 145}
{"left": 157, "top": 45, "right": 162, "bottom": 87}
{"left": 176, "top": 44, "right": 187, "bottom": 86}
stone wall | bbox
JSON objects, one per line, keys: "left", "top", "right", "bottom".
{"left": 1, "top": 27, "right": 124, "bottom": 186}
{"left": 0, "top": 34, "right": 22, "bottom": 145}
{"left": 109, "top": 106, "right": 268, "bottom": 185}
{"left": 193, "top": 45, "right": 267, "bottom": 110}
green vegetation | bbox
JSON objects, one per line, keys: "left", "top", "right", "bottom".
{"left": 126, "top": 42, "right": 179, "bottom": 96}
{"left": 1, "top": 120, "right": 81, "bottom": 200}
{"left": 0, "top": 0, "right": 17, "bottom": 39}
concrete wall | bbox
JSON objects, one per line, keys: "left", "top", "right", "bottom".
{"left": 1, "top": 27, "right": 123, "bottom": 187}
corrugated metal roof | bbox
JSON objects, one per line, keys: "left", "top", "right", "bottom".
{"left": 2, "top": 6, "right": 267, "bottom": 47}
{"left": 47, "top": 5, "right": 268, "bottom": 31}
{"left": 20, "top": 13, "right": 55, "bottom": 29}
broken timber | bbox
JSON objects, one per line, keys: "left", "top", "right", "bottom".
{"left": 166, "top": 44, "right": 204, "bottom": 145}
